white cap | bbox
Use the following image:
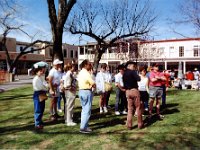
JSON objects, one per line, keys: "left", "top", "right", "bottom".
{"left": 53, "top": 59, "right": 63, "bottom": 65}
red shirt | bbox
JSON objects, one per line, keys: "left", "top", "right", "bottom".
{"left": 186, "top": 72, "right": 194, "bottom": 80}
{"left": 149, "top": 71, "right": 164, "bottom": 87}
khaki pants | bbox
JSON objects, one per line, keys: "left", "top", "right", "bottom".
{"left": 126, "top": 89, "right": 143, "bottom": 129}
{"left": 64, "top": 90, "right": 76, "bottom": 123}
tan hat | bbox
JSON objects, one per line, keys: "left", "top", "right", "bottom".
{"left": 53, "top": 59, "right": 63, "bottom": 65}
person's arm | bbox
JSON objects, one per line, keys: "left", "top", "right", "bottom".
{"left": 146, "top": 78, "right": 149, "bottom": 93}
{"left": 48, "top": 76, "right": 54, "bottom": 95}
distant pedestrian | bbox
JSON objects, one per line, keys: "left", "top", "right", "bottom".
{"left": 77, "top": 59, "right": 96, "bottom": 133}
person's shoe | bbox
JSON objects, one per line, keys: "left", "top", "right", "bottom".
{"left": 157, "top": 114, "right": 164, "bottom": 120}
{"left": 35, "top": 125, "right": 43, "bottom": 130}
{"left": 49, "top": 115, "right": 57, "bottom": 121}
{"left": 122, "top": 111, "right": 128, "bottom": 115}
{"left": 115, "top": 111, "right": 120, "bottom": 115}
{"left": 54, "top": 113, "right": 63, "bottom": 119}
{"left": 145, "top": 108, "right": 148, "bottom": 112}
{"left": 100, "top": 107, "right": 103, "bottom": 114}
{"left": 103, "top": 107, "right": 108, "bottom": 113}
{"left": 66, "top": 122, "right": 77, "bottom": 126}
{"left": 79, "top": 128, "right": 92, "bottom": 134}
{"left": 58, "top": 109, "right": 63, "bottom": 113}
{"left": 127, "top": 127, "right": 132, "bottom": 130}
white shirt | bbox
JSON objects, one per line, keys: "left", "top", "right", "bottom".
{"left": 138, "top": 75, "right": 148, "bottom": 91}
{"left": 115, "top": 72, "right": 124, "bottom": 87}
{"left": 48, "top": 67, "right": 62, "bottom": 86}
{"left": 96, "top": 71, "right": 107, "bottom": 92}
{"left": 32, "top": 75, "right": 48, "bottom": 91}
{"left": 194, "top": 71, "right": 199, "bottom": 80}
{"left": 63, "top": 70, "right": 77, "bottom": 89}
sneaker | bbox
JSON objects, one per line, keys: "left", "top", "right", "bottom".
{"left": 145, "top": 108, "right": 148, "bottom": 112}
{"left": 79, "top": 128, "right": 92, "bottom": 134}
{"left": 49, "top": 115, "right": 57, "bottom": 121}
{"left": 58, "top": 109, "right": 63, "bottom": 113}
{"left": 54, "top": 113, "right": 63, "bottom": 119}
{"left": 100, "top": 107, "right": 103, "bottom": 114}
{"left": 103, "top": 107, "right": 108, "bottom": 113}
{"left": 122, "top": 111, "right": 128, "bottom": 115}
{"left": 157, "top": 114, "right": 164, "bottom": 120}
{"left": 35, "top": 125, "right": 43, "bottom": 130}
{"left": 66, "top": 122, "right": 77, "bottom": 126}
{"left": 115, "top": 111, "right": 120, "bottom": 115}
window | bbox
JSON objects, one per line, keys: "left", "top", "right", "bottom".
{"left": 31, "top": 47, "right": 34, "bottom": 53}
{"left": 49, "top": 48, "right": 53, "bottom": 57}
{"left": 169, "top": 46, "right": 174, "bottom": 57}
{"left": 143, "top": 48, "right": 148, "bottom": 58}
{"left": 63, "top": 49, "right": 67, "bottom": 58}
{"left": 193, "top": 45, "right": 200, "bottom": 57}
{"left": 179, "top": 46, "right": 184, "bottom": 57}
{"left": 80, "top": 47, "right": 84, "bottom": 55}
{"left": 75, "top": 51, "right": 78, "bottom": 58}
{"left": 20, "top": 46, "right": 23, "bottom": 52}
{"left": 158, "top": 47, "right": 164, "bottom": 53}
{"left": 70, "top": 50, "right": 73, "bottom": 58}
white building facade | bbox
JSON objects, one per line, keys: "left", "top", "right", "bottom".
{"left": 78, "top": 38, "right": 200, "bottom": 74}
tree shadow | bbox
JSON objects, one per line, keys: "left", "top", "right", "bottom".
{"left": 90, "top": 117, "right": 126, "bottom": 130}
{"left": 0, "top": 94, "right": 32, "bottom": 101}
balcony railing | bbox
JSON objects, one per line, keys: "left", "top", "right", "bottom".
{"left": 79, "top": 53, "right": 130, "bottom": 61}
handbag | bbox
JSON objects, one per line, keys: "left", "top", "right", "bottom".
{"left": 105, "top": 82, "right": 112, "bottom": 92}
{"left": 39, "top": 93, "right": 48, "bottom": 102}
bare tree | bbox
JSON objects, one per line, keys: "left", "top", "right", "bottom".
{"left": 66, "top": 0, "right": 156, "bottom": 73}
{"left": 47, "top": 0, "right": 76, "bottom": 61}
{"left": 171, "top": 0, "right": 200, "bottom": 37}
{"left": 0, "top": 0, "right": 51, "bottom": 76}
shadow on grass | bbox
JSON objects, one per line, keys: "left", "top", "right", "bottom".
{"left": 0, "top": 94, "right": 32, "bottom": 101}
{"left": 90, "top": 117, "right": 126, "bottom": 130}
{"left": 144, "top": 103, "right": 180, "bottom": 127}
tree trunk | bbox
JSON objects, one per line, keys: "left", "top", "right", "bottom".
{"left": 93, "top": 49, "right": 103, "bottom": 75}
{"left": 52, "top": 30, "right": 63, "bottom": 62}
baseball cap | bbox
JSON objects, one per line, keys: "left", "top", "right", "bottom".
{"left": 53, "top": 59, "right": 63, "bottom": 65}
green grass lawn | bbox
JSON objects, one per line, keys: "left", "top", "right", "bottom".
{"left": 0, "top": 86, "right": 200, "bottom": 150}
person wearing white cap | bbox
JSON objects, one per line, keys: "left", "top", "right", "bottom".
{"left": 47, "top": 58, "right": 63, "bottom": 121}
{"left": 32, "top": 63, "right": 48, "bottom": 130}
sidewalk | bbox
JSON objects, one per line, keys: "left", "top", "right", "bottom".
{"left": 0, "top": 75, "right": 33, "bottom": 93}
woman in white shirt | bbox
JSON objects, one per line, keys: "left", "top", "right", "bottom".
{"left": 96, "top": 63, "right": 109, "bottom": 114}
{"left": 138, "top": 66, "right": 149, "bottom": 113}
{"left": 32, "top": 66, "right": 48, "bottom": 130}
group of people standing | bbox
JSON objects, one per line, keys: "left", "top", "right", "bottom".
{"left": 32, "top": 59, "right": 77, "bottom": 130}
{"left": 113, "top": 62, "right": 167, "bottom": 129}
{"left": 32, "top": 58, "right": 168, "bottom": 133}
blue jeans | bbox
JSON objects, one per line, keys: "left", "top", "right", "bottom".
{"left": 33, "top": 91, "right": 46, "bottom": 126}
{"left": 79, "top": 90, "right": 93, "bottom": 129}
{"left": 115, "top": 87, "right": 127, "bottom": 111}
{"left": 57, "top": 92, "right": 66, "bottom": 110}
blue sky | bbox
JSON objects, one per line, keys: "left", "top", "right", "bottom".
{"left": 5, "top": 0, "right": 198, "bottom": 44}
